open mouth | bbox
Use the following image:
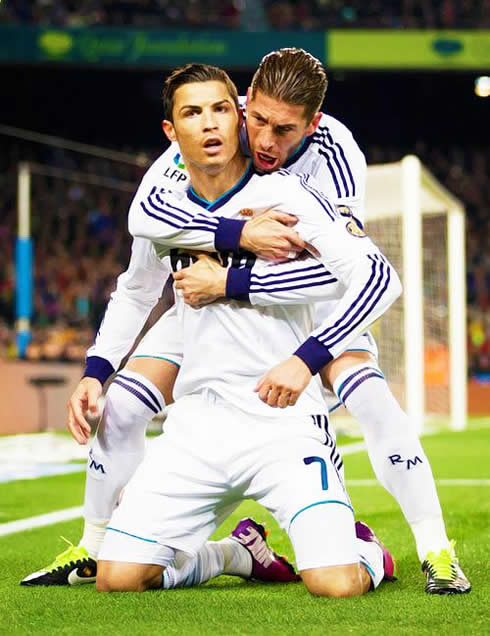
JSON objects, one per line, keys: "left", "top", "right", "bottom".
{"left": 203, "top": 137, "right": 223, "bottom": 154}
{"left": 255, "top": 151, "right": 279, "bottom": 171}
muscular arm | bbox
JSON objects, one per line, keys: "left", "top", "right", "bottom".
{"left": 129, "top": 186, "right": 305, "bottom": 261}
{"left": 84, "top": 237, "right": 170, "bottom": 384}
{"left": 255, "top": 174, "right": 402, "bottom": 407}
{"left": 174, "top": 252, "right": 343, "bottom": 309}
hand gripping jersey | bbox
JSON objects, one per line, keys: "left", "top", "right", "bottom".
{"left": 127, "top": 164, "right": 401, "bottom": 415}
{"left": 84, "top": 111, "right": 369, "bottom": 385}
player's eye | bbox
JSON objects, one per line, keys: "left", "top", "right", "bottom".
{"left": 253, "top": 115, "right": 266, "bottom": 125}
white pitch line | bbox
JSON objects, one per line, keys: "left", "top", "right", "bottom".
{"left": 339, "top": 441, "right": 366, "bottom": 454}
{"left": 1, "top": 435, "right": 486, "bottom": 539}
{"left": 0, "top": 443, "right": 368, "bottom": 538}
{"left": 0, "top": 506, "right": 83, "bottom": 537}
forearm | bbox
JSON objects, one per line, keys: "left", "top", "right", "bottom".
{"left": 84, "top": 292, "right": 158, "bottom": 383}
{"left": 84, "top": 239, "right": 169, "bottom": 383}
{"left": 294, "top": 253, "right": 402, "bottom": 374}
{"left": 129, "top": 186, "right": 245, "bottom": 253}
{"left": 225, "top": 258, "right": 341, "bottom": 306}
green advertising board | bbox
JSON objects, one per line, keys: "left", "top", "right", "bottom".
{"left": 328, "top": 30, "right": 490, "bottom": 69}
{"left": 0, "top": 25, "right": 324, "bottom": 67}
{"left": 0, "top": 26, "right": 488, "bottom": 69}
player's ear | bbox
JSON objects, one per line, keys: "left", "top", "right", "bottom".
{"left": 305, "top": 112, "right": 322, "bottom": 137}
{"left": 246, "top": 87, "right": 251, "bottom": 105}
{"left": 162, "top": 119, "right": 177, "bottom": 143}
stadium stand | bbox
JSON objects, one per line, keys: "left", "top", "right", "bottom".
{"left": 1, "top": 0, "right": 489, "bottom": 29}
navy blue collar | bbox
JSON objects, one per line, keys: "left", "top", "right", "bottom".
{"left": 187, "top": 160, "right": 255, "bottom": 212}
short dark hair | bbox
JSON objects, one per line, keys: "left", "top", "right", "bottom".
{"left": 250, "top": 48, "right": 328, "bottom": 122}
{"left": 162, "top": 63, "right": 240, "bottom": 121}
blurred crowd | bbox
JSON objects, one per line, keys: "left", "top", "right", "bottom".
{"left": 0, "top": 137, "right": 488, "bottom": 378}
{"left": 2, "top": 0, "right": 490, "bottom": 29}
{"left": 0, "top": 139, "right": 148, "bottom": 363}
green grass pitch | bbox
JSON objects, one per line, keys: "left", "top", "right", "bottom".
{"left": 1, "top": 421, "right": 489, "bottom": 635}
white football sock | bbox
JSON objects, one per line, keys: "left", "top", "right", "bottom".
{"left": 162, "top": 540, "right": 252, "bottom": 589}
{"left": 82, "top": 370, "right": 164, "bottom": 558}
{"left": 79, "top": 520, "right": 108, "bottom": 560}
{"left": 333, "top": 363, "right": 450, "bottom": 562}
{"left": 356, "top": 538, "right": 384, "bottom": 589}
{"left": 218, "top": 538, "right": 253, "bottom": 577}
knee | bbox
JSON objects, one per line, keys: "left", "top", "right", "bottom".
{"left": 96, "top": 574, "right": 152, "bottom": 593}
{"left": 96, "top": 572, "right": 148, "bottom": 593}
{"left": 301, "top": 565, "right": 365, "bottom": 598}
{"left": 96, "top": 562, "right": 161, "bottom": 593}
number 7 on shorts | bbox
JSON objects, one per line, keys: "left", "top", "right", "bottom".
{"left": 303, "top": 456, "right": 328, "bottom": 490}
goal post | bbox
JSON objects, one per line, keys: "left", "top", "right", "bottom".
{"left": 364, "top": 155, "right": 467, "bottom": 433}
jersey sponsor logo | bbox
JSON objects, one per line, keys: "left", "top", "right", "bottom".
{"left": 169, "top": 248, "right": 256, "bottom": 273}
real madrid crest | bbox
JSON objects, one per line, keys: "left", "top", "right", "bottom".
{"left": 337, "top": 205, "right": 354, "bottom": 218}
{"left": 346, "top": 219, "right": 367, "bottom": 237}
{"left": 336, "top": 205, "right": 366, "bottom": 237}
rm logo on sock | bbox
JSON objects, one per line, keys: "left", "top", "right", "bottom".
{"left": 389, "top": 454, "right": 423, "bottom": 469}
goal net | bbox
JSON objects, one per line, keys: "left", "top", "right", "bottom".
{"left": 336, "top": 155, "right": 466, "bottom": 433}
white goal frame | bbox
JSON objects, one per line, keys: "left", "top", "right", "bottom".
{"left": 365, "top": 155, "right": 467, "bottom": 433}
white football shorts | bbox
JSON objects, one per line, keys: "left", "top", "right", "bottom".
{"left": 99, "top": 391, "right": 358, "bottom": 571}
{"left": 130, "top": 303, "right": 183, "bottom": 368}
{"left": 130, "top": 303, "right": 378, "bottom": 401}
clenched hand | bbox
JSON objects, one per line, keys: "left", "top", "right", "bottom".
{"left": 255, "top": 356, "right": 313, "bottom": 408}
{"left": 173, "top": 253, "right": 227, "bottom": 308}
{"left": 240, "top": 209, "right": 306, "bottom": 261}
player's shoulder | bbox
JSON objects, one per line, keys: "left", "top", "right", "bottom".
{"left": 254, "top": 168, "right": 326, "bottom": 203}
{"left": 137, "top": 142, "right": 190, "bottom": 193}
{"left": 313, "top": 113, "right": 360, "bottom": 148}
{"left": 251, "top": 167, "right": 301, "bottom": 192}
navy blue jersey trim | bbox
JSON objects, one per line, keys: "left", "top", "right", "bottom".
{"left": 186, "top": 161, "right": 255, "bottom": 211}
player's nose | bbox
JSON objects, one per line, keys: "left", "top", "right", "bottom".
{"left": 258, "top": 131, "right": 274, "bottom": 151}
{"left": 202, "top": 109, "right": 218, "bottom": 131}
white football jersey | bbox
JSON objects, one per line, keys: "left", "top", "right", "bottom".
{"left": 129, "top": 165, "right": 400, "bottom": 415}
{"left": 85, "top": 109, "right": 368, "bottom": 385}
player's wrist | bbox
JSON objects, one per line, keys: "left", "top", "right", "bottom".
{"left": 215, "top": 218, "right": 246, "bottom": 253}
{"left": 226, "top": 267, "right": 252, "bottom": 302}
{"left": 294, "top": 337, "right": 333, "bottom": 375}
{"left": 83, "top": 356, "right": 114, "bottom": 385}
{"left": 214, "top": 268, "right": 228, "bottom": 298}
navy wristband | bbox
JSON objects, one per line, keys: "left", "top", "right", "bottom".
{"left": 226, "top": 267, "right": 252, "bottom": 302}
{"left": 215, "top": 218, "right": 246, "bottom": 253}
{"left": 294, "top": 337, "right": 334, "bottom": 375}
{"left": 83, "top": 356, "right": 115, "bottom": 385}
